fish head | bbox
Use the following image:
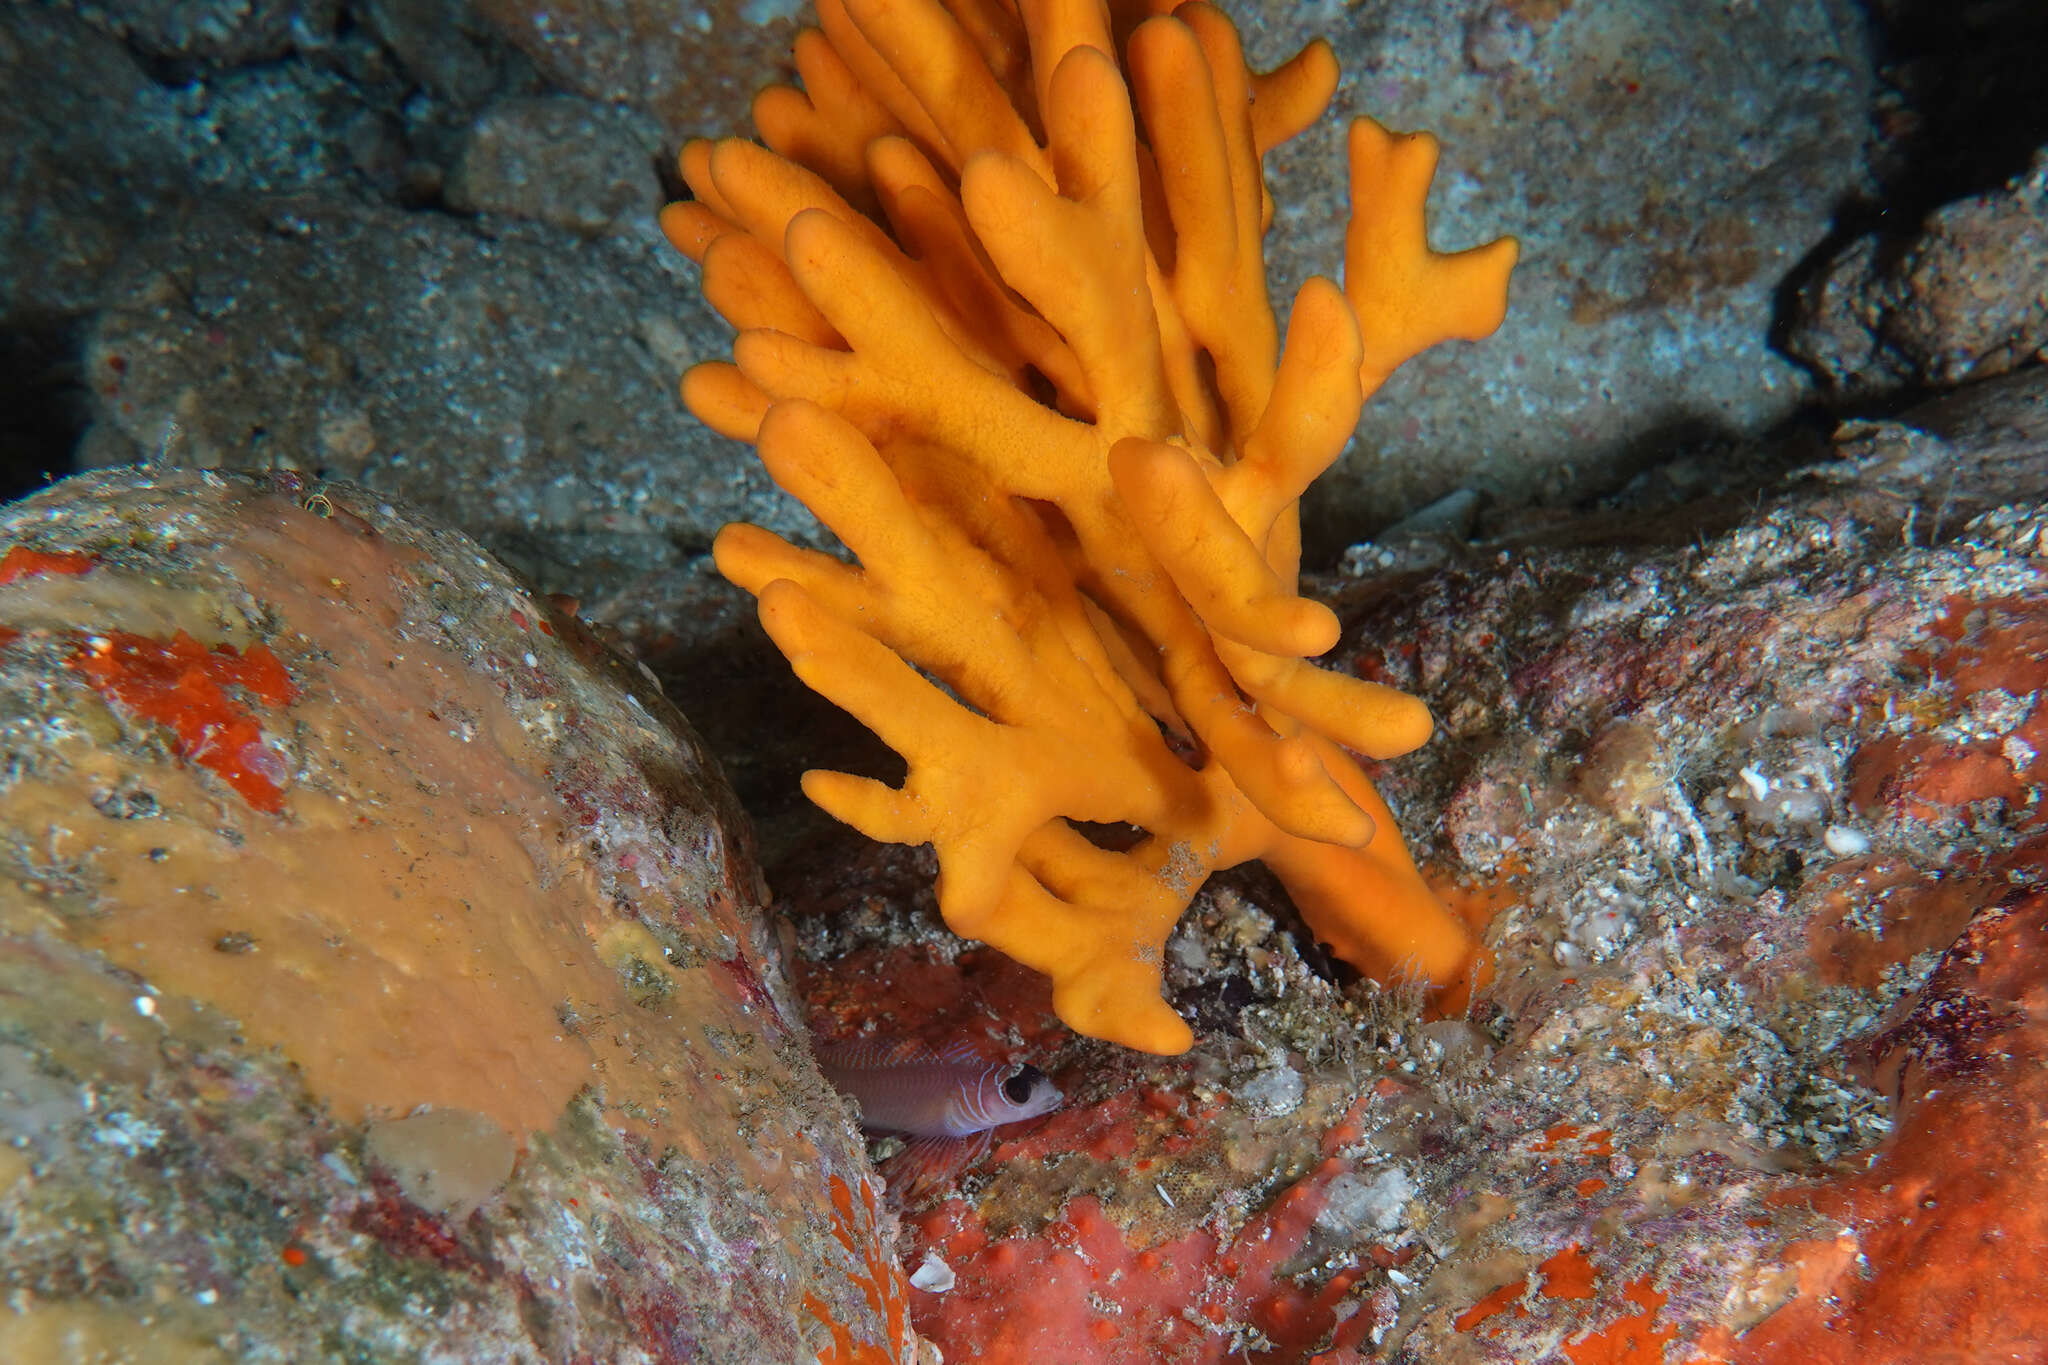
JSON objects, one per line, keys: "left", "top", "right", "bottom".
{"left": 995, "top": 1062, "right": 1063, "bottom": 1122}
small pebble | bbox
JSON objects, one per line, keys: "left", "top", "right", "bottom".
{"left": 1824, "top": 825, "right": 1871, "bottom": 857}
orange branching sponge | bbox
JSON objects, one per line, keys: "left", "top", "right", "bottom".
{"left": 662, "top": 0, "right": 1515, "bottom": 1053}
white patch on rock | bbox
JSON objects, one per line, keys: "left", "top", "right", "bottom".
{"left": 1314, "top": 1166, "right": 1416, "bottom": 1238}
{"left": 1237, "top": 1065, "right": 1305, "bottom": 1118}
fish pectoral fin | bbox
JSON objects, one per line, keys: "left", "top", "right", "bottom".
{"left": 880, "top": 1130, "right": 994, "bottom": 1208}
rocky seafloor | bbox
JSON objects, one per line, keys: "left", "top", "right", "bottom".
{"left": 3, "top": 0, "right": 2048, "bottom": 1361}
{"left": 773, "top": 366, "right": 2048, "bottom": 1363}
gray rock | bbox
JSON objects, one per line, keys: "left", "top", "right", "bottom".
{"left": 355, "top": 0, "right": 509, "bottom": 109}
{"left": 72, "top": 0, "right": 338, "bottom": 66}
{"left": 1815, "top": 365, "right": 2048, "bottom": 523}
{"left": 160, "top": 58, "right": 395, "bottom": 198}
{"left": 79, "top": 197, "right": 819, "bottom": 606}
{"left": 1244, "top": 0, "right": 1875, "bottom": 554}
{"left": 471, "top": 0, "right": 805, "bottom": 143}
{"left": 1787, "top": 149, "right": 2048, "bottom": 399}
{"left": 447, "top": 95, "right": 666, "bottom": 236}
{"left": 0, "top": 3, "right": 416, "bottom": 325}
{"left": 0, "top": 8, "right": 187, "bottom": 318}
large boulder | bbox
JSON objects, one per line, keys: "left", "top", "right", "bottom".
{"left": 0, "top": 467, "right": 917, "bottom": 1363}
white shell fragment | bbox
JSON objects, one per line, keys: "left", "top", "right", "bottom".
{"left": 910, "top": 1251, "right": 956, "bottom": 1293}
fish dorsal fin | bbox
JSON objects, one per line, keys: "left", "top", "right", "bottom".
{"left": 814, "top": 1038, "right": 909, "bottom": 1071}
{"left": 933, "top": 1039, "right": 991, "bottom": 1067}
{"left": 814, "top": 1035, "right": 996, "bottom": 1071}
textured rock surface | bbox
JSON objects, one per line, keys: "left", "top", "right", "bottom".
{"left": 68, "top": 0, "right": 339, "bottom": 66}
{"left": 1786, "top": 148, "right": 2048, "bottom": 399}
{"left": 14, "top": 0, "right": 815, "bottom": 608}
{"left": 0, "top": 7, "right": 190, "bottom": 320}
{"left": 0, "top": 467, "right": 913, "bottom": 1362}
{"left": 1250, "top": 0, "right": 1876, "bottom": 552}
{"left": 761, "top": 369, "right": 2048, "bottom": 1363}
{"left": 469, "top": 0, "right": 804, "bottom": 145}
{"left": 445, "top": 95, "right": 666, "bottom": 236}
{"left": 79, "top": 198, "right": 813, "bottom": 597}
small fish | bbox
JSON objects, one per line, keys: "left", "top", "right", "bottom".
{"left": 816, "top": 1038, "right": 1063, "bottom": 1137}
{"left": 815, "top": 1038, "right": 1063, "bottom": 1203}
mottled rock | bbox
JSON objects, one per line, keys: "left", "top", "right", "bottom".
{"left": 447, "top": 95, "right": 666, "bottom": 236}
{"left": 471, "top": 0, "right": 804, "bottom": 143}
{"left": 355, "top": 0, "right": 512, "bottom": 109}
{"left": 166, "top": 58, "right": 405, "bottom": 200}
{"left": 0, "top": 0, "right": 444, "bottom": 332}
{"left": 0, "top": 467, "right": 915, "bottom": 1362}
{"left": 1248, "top": 0, "right": 1875, "bottom": 553}
{"left": 70, "top": 0, "right": 338, "bottom": 66}
{"left": 79, "top": 196, "right": 816, "bottom": 608}
{"left": 0, "top": 7, "right": 187, "bottom": 319}
{"left": 1786, "top": 149, "right": 2048, "bottom": 400}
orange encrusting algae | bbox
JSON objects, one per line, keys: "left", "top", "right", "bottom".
{"left": 806, "top": 1174, "right": 915, "bottom": 1365}
{"left": 664, "top": 0, "right": 1515, "bottom": 1052}
{"left": 1453, "top": 1244, "right": 1676, "bottom": 1364}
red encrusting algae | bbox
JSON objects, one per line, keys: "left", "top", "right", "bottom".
{"left": 1730, "top": 888, "right": 2048, "bottom": 1364}
{"left": 0, "top": 545, "right": 101, "bottom": 652}
{"left": 1453, "top": 1278, "right": 1526, "bottom": 1332}
{"left": 1529, "top": 1123, "right": 1613, "bottom": 1157}
{"left": 908, "top": 1151, "right": 1397, "bottom": 1362}
{"left": 1848, "top": 594, "right": 2048, "bottom": 824}
{"left": 1566, "top": 1277, "right": 1678, "bottom": 1365}
{"left": 0, "top": 545, "right": 98, "bottom": 584}
{"left": 68, "top": 629, "right": 298, "bottom": 812}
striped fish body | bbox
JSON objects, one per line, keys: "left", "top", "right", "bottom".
{"left": 816, "top": 1039, "right": 1062, "bottom": 1138}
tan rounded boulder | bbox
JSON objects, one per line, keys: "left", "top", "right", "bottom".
{"left": 0, "top": 467, "right": 917, "bottom": 1363}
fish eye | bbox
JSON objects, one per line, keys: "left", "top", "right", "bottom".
{"left": 1002, "top": 1064, "right": 1045, "bottom": 1105}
